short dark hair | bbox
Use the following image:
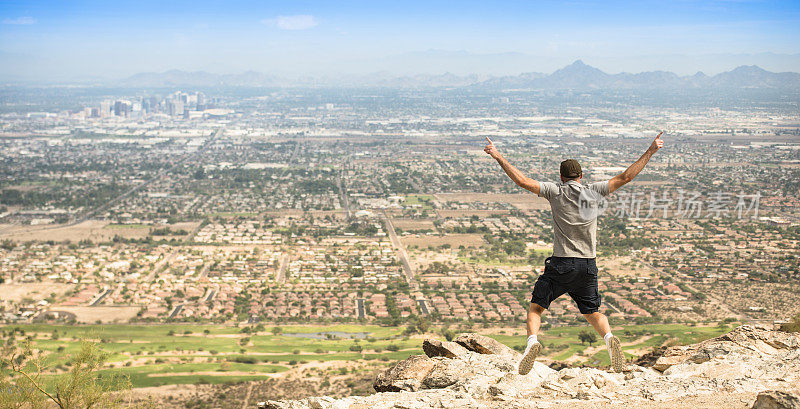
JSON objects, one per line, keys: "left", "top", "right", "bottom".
{"left": 560, "top": 159, "right": 582, "bottom": 179}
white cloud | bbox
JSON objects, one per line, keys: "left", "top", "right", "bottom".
{"left": 2, "top": 17, "right": 36, "bottom": 25}
{"left": 262, "top": 15, "right": 318, "bottom": 30}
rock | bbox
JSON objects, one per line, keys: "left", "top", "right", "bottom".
{"left": 547, "top": 361, "right": 570, "bottom": 371}
{"left": 487, "top": 363, "right": 555, "bottom": 399}
{"left": 539, "top": 378, "right": 576, "bottom": 396}
{"left": 651, "top": 355, "right": 683, "bottom": 372}
{"left": 720, "top": 325, "right": 800, "bottom": 350}
{"left": 422, "top": 339, "right": 470, "bottom": 358}
{"left": 752, "top": 391, "right": 800, "bottom": 409}
{"left": 258, "top": 401, "right": 310, "bottom": 409}
{"left": 307, "top": 396, "right": 336, "bottom": 409}
{"left": 622, "top": 366, "right": 660, "bottom": 382}
{"left": 256, "top": 327, "right": 800, "bottom": 409}
{"left": 423, "top": 357, "right": 469, "bottom": 388}
{"left": 558, "top": 367, "right": 622, "bottom": 391}
{"left": 374, "top": 355, "right": 437, "bottom": 392}
{"left": 454, "top": 333, "right": 521, "bottom": 360}
{"left": 257, "top": 398, "right": 342, "bottom": 409}
{"left": 652, "top": 325, "right": 800, "bottom": 372}
{"left": 633, "top": 346, "right": 667, "bottom": 367}
{"left": 459, "top": 349, "right": 517, "bottom": 372}
{"left": 422, "top": 351, "right": 519, "bottom": 395}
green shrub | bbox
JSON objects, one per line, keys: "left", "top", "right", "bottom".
{"left": 780, "top": 313, "right": 800, "bottom": 333}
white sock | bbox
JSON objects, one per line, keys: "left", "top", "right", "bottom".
{"left": 604, "top": 332, "right": 614, "bottom": 346}
{"left": 526, "top": 335, "right": 538, "bottom": 348}
{"left": 604, "top": 333, "right": 614, "bottom": 361}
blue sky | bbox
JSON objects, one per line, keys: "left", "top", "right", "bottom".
{"left": 1, "top": 0, "right": 799, "bottom": 81}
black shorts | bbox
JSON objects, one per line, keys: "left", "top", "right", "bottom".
{"left": 531, "top": 256, "right": 601, "bottom": 314}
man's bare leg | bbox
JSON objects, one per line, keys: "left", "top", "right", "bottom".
{"left": 582, "top": 312, "right": 611, "bottom": 337}
{"left": 526, "top": 303, "right": 546, "bottom": 336}
{"left": 519, "top": 303, "right": 546, "bottom": 375}
{"left": 583, "top": 311, "right": 626, "bottom": 372}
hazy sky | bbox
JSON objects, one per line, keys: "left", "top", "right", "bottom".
{"left": 1, "top": 0, "right": 799, "bottom": 81}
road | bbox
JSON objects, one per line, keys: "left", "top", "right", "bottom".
{"left": 204, "top": 289, "right": 216, "bottom": 302}
{"left": 337, "top": 164, "right": 352, "bottom": 219}
{"left": 279, "top": 139, "right": 302, "bottom": 178}
{"left": 417, "top": 299, "right": 429, "bottom": 315}
{"left": 276, "top": 254, "right": 289, "bottom": 282}
{"left": 196, "top": 262, "right": 211, "bottom": 279}
{"left": 380, "top": 212, "right": 414, "bottom": 283}
{"left": 185, "top": 218, "right": 206, "bottom": 243}
{"left": 90, "top": 288, "right": 112, "bottom": 306}
{"left": 146, "top": 250, "right": 179, "bottom": 282}
{"left": 357, "top": 299, "right": 365, "bottom": 319}
{"left": 603, "top": 299, "right": 622, "bottom": 314}
{"left": 169, "top": 304, "right": 183, "bottom": 319}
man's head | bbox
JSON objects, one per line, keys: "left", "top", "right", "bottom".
{"left": 560, "top": 159, "right": 582, "bottom": 182}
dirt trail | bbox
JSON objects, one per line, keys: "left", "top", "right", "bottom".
{"left": 148, "top": 371, "right": 280, "bottom": 377}
{"left": 241, "top": 383, "right": 254, "bottom": 409}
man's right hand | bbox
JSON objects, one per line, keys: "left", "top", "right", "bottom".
{"left": 649, "top": 132, "right": 664, "bottom": 152}
{"left": 484, "top": 137, "right": 501, "bottom": 159}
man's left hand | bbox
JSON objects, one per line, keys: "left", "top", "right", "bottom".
{"left": 484, "top": 137, "right": 500, "bottom": 159}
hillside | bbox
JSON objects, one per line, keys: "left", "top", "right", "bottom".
{"left": 257, "top": 325, "right": 800, "bottom": 409}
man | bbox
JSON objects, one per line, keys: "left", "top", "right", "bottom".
{"left": 483, "top": 132, "right": 663, "bottom": 374}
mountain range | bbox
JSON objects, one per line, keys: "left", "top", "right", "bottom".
{"left": 118, "top": 60, "right": 800, "bottom": 90}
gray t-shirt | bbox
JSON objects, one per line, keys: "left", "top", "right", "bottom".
{"left": 538, "top": 180, "right": 610, "bottom": 258}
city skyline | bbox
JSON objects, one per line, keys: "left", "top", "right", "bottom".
{"left": 1, "top": 0, "right": 799, "bottom": 81}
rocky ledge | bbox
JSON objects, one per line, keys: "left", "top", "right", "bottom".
{"left": 258, "top": 325, "right": 800, "bottom": 409}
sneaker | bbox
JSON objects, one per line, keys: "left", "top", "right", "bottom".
{"left": 518, "top": 342, "right": 542, "bottom": 375}
{"left": 608, "top": 335, "right": 626, "bottom": 372}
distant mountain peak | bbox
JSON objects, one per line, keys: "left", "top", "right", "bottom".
{"left": 554, "top": 60, "right": 605, "bottom": 74}
{"left": 116, "top": 61, "right": 800, "bottom": 90}
{"left": 473, "top": 61, "right": 798, "bottom": 90}
{"left": 730, "top": 65, "right": 769, "bottom": 74}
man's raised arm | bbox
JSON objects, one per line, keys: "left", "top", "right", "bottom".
{"left": 608, "top": 132, "right": 664, "bottom": 194}
{"left": 484, "top": 137, "right": 541, "bottom": 195}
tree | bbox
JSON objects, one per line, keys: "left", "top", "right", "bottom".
{"left": 1, "top": 239, "right": 14, "bottom": 250}
{"left": 578, "top": 330, "right": 597, "bottom": 345}
{"left": 0, "top": 340, "right": 154, "bottom": 409}
{"left": 414, "top": 317, "right": 430, "bottom": 334}
{"left": 440, "top": 327, "right": 456, "bottom": 342}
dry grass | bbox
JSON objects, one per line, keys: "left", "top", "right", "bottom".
{"left": 401, "top": 233, "right": 484, "bottom": 248}
{"left": 391, "top": 218, "right": 436, "bottom": 230}
{"left": 0, "top": 282, "right": 74, "bottom": 302}
{"left": 438, "top": 210, "right": 512, "bottom": 218}
{"left": 50, "top": 306, "right": 141, "bottom": 323}
{"left": 597, "top": 255, "right": 653, "bottom": 278}
{"left": 0, "top": 221, "right": 199, "bottom": 242}
{"left": 436, "top": 192, "right": 548, "bottom": 206}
